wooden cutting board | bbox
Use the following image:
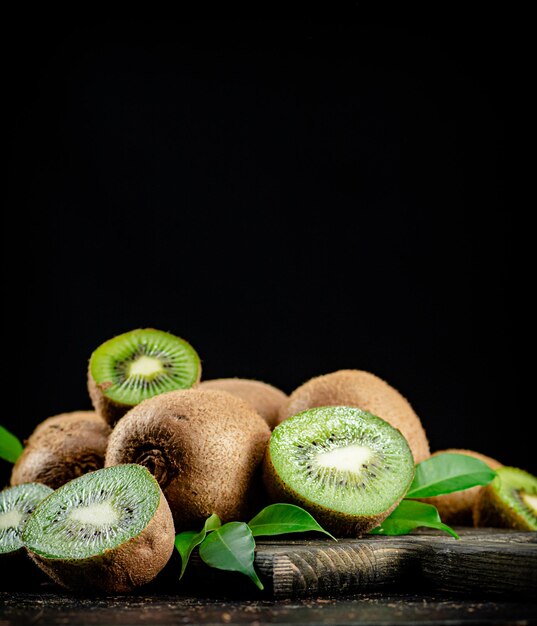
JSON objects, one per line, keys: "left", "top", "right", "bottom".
{"left": 186, "top": 528, "right": 537, "bottom": 599}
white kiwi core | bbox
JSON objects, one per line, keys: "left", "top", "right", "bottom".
{"left": 128, "top": 356, "right": 164, "bottom": 378}
{"left": 0, "top": 509, "right": 23, "bottom": 530}
{"left": 316, "top": 444, "right": 374, "bottom": 474}
{"left": 69, "top": 502, "right": 120, "bottom": 526}
{"left": 522, "top": 493, "right": 537, "bottom": 513}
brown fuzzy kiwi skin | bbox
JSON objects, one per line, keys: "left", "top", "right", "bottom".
{"left": 27, "top": 489, "right": 175, "bottom": 594}
{"left": 473, "top": 475, "right": 536, "bottom": 531}
{"left": 105, "top": 389, "right": 271, "bottom": 531}
{"left": 198, "top": 378, "right": 287, "bottom": 429}
{"left": 262, "top": 447, "right": 403, "bottom": 537}
{"left": 280, "top": 370, "right": 430, "bottom": 463}
{"left": 420, "top": 449, "right": 503, "bottom": 526}
{"left": 88, "top": 365, "right": 202, "bottom": 427}
{"left": 10, "top": 412, "right": 111, "bottom": 489}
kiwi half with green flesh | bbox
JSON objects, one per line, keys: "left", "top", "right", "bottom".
{"left": 1, "top": 483, "right": 54, "bottom": 556}
{"left": 263, "top": 406, "right": 415, "bottom": 537}
{"left": 88, "top": 328, "right": 201, "bottom": 426}
{"left": 11, "top": 412, "right": 111, "bottom": 489}
{"left": 473, "top": 467, "right": 537, "bottom": 531}
{"left": 280, "top": 369, "right": 430, "bottom": 463}
{"left": 420, "top": 449, "right": 503, "bottom": 526}
{"left": 22, "top": 464, "right": 175, "bottom": 593}
{"left": 198, "top": 378, "right": 287, "bottom": 429}
{"left": 105, "top": 389, "right": 271, "bottom": 531}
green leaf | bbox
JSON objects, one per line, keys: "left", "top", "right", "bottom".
{"left": 174, "top": 513, "right": 221, "bottom": 579}
{"left": 370, "top": 500, "right": 460, "bottom": 539}
{"left": 248, "top": 503, "right": 336, "bottom": 540}
{"left": 406, "top": 453, "right": 497, "bottom": 498}
{"left": 199, "top": 522, "right": 264, "bottom": 590}
{"left": 0, "top": 425, "right": 23, "bottom": 463}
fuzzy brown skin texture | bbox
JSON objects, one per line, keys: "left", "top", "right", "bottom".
{"left": 88, "top": 367, "right": 202, "bottom": 427}
{"left": 105, "top": 389, "right": 271, "bottom": 531}
{"left": 198, "top": 378, "right": 287, "bottom": 429}
{"left": 280, "top": 370, "right": 430, "bottom": 463}
{"left": 473, "top": 484, "right": 536, "bottom": 531}
{"left": 27, "top": 491, "right": 175, "bottom": 593}
{"left": 262, "top": 448, "right": 401, "bottom": 537}
{"left": 28, "top": 411, "right": 106, "bottom": 440}
{"left": 420, "top": 449, "right": 503, "bottom": 526}
{"left": 10, "top": 412, "right": 112, "bottom": 489}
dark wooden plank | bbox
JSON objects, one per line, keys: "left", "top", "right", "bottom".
{"left": 2, "top": 530, "right": 536, "bottom": 603}
{"left": 1, "top": 591, "right": 536, "bottom": 626}
{"left": 185, "top": 529, "right": 537, "bottom": 598}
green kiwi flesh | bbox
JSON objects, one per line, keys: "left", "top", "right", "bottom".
{"left": 474, "top": 467, "right": 537, "bottom": 531}
{"left": 0, "top": 483, "right": 53, "bottom": 555}
{"left": 263, "top": 406, "right": 415, "bottom": 536}
{"left": 88, "top": 328, "right": 201, "bottom": 425}
{"left": 22, "top": 464, "right": 175, "bottom": 593}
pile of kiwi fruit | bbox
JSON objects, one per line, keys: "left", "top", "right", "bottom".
{"left": 1, "top": 327, "right": 535, "bottom": 594}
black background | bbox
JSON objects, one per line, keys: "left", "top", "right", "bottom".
{"left": 5, "top": 19, "right": 524, "bottom": 485}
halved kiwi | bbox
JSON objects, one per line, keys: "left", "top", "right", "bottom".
{"left": 88, "top": 328, "right": 201, "bottom": 425}
{"left": 473, "top": 467, "right": 537, "bottom": 531}
{"left": 198, "top": 378, "right": 287, "bottom": 429}
{"left": 11, "top": 411, "right": 111, "bottom": 489}
{"left": 1, "top": 483, "right": 53, "bottom": 556}
{"left": 22, "top": 464, "right": 175, "bottom": 593}
{"left": 279, "top": 370, "right": 430, "bottom": 462}
{"left": 263, "top": 406, "right": 415, "bottom": 536}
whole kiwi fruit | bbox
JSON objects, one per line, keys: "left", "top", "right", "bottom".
{"left": 88, "top": 328, "right": 201, "bottom": 426}
{"left": 280, "top": 369, "right": 430, "bottom": 462}
{"left": 23, "top": 464, "right": 175, "bottom": 593}
{"left": 473, "top": 467, "right": 537, "bottom": 531}
{"left": 105, "top": 389, "right": 271, "bottom": 530}
{"left": 264, "top": 406, "right": 415, "bottom": 537}
{"left": 198, "top": 378, "right": 287, "bottom": 429}
{"left": 11, "top": 411, "right": 111, "bottom": 489}
{"left": 420, "top": 449, "right": 502, "bottom": 525}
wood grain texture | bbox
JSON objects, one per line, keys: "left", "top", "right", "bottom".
{"left": 1, "top": 591, "right": 536, "bottom": 625}
{"left": 187, "top": 529, "right": 537, "bottom": 598}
